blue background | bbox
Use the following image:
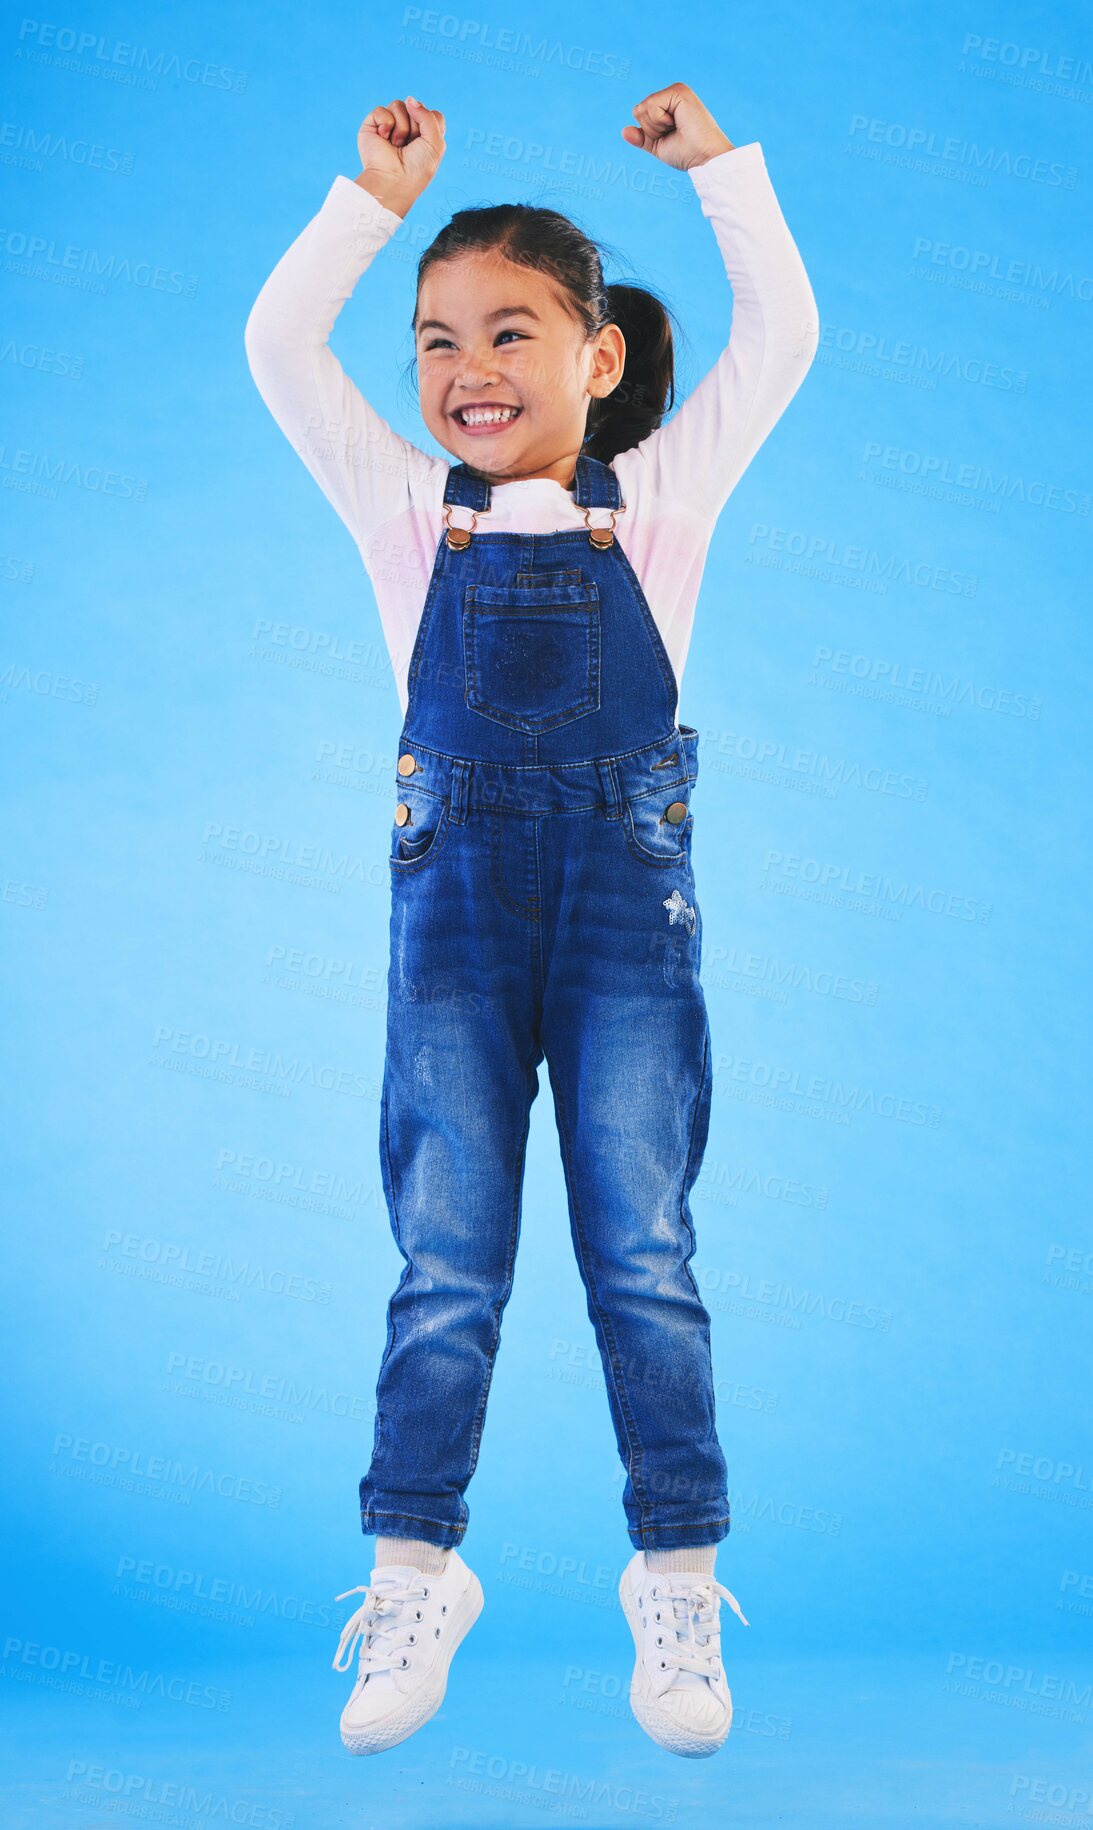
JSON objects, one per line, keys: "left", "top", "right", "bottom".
{"left": 3, "top": 0, "right": 1090, "bottom": 1823}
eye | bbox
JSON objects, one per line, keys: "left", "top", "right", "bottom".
{"left": 422, "top": 329, "right": 529, "bottom": 352}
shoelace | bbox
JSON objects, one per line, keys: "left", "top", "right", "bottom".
{"left": 646, "top": 1575, "right": 749, "bottom": 1679}
{"left": 331, "top": 1576, "right": 429, "bottom": 1675}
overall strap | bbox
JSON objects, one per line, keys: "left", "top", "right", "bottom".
{"left": 443, "top": 464, "right": 493, "bottom": 511}
{"left": 571, "top": 453, "right": 623, "bottom": 510}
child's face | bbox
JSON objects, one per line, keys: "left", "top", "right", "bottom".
{"left": 414, "top": 250, "right": 623, "bottom": 487}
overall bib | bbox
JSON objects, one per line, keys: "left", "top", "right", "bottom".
{"left": 359, "top": 454, "right": 731, "bottom": 1553}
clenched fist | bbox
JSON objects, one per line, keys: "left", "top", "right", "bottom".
{"left": 356, "top": 95, "right": 447, "bottom": 218}
{"left": 621, "top": 83, "right": 734, "bottom": 170}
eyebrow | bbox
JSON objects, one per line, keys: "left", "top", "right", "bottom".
{"left": 416, "top": 305, "right": 542, "bottom": 334}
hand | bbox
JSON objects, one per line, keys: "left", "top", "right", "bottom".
{"left": 621, "top": 83, "right": 733, "bottom": 171}
{"left": 356, "top": 95, "right": 446, "bottom": 217}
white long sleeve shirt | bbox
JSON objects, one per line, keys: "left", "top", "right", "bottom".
{"left": 244, "top": 142, "right": 819, "bottom": 722}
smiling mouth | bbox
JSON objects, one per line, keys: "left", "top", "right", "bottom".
{"left": 452, "top": 404, "right": 523, "bottom": 429}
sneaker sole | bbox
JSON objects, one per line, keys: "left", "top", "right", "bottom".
{"left": 618, "top": 1559, "right": 732, "bottom": 1759}
{"left": 340, "top": 1569, "right": 484, "bottom": 1756}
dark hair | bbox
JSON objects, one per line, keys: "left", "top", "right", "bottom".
{"left": 405, "top": 202, "right": 680, "bottom": 464}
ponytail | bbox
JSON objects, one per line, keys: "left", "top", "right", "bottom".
{"left": 582, "top": 280, "right": 676, "bottom": 463}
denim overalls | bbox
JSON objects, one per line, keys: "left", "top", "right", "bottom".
{"left": 359, "top": 453, "right": 731, "bottom": 1554}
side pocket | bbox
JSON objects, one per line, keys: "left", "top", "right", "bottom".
{"left": 390, "top": 780, "right": 452, "bottom": 872}
{"left": 622, "top": 780, "right": 695, "bottom": 867}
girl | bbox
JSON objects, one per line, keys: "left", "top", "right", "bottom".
{"left": 245, "top": 82, "right": 818, "bottom": 1761}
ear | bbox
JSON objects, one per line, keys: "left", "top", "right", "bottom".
{"left": 589, "top": 322, "right": 626, "bottom": 394}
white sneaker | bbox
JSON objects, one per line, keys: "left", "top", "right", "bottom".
{"left": 618, "top": 1551, "right": 749, "bottom": 1758}
{"left": 332, "top": 1549, "right": 483, "bottom": 1754}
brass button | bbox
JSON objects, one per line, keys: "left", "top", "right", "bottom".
{"left": 665, "top": 800, "right": 688, "bottom": 825}
{"left": 394, "top": 802, "right": 411, "bottom": 827}
{"left": 397, "top": 751, "right": 417, "bottom": 777}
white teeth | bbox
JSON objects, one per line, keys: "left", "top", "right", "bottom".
{"left": 457, "top": 406, "right": 520, "bottom": 426}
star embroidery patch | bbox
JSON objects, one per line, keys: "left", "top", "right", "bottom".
{"left": 663, "top": 887, "right": 696, "bottom": 935}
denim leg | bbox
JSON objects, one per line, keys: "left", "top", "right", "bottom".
{"left": 360, "top": 809, "right": 541, "bottom": 1548}
{"left": 539, "top": 808, "right": 731, "bottom": 1552}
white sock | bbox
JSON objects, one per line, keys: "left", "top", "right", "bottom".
{"left": 374, "top": 1535, "right": 450, "bottom": 1576}
{"left": 643, "top": 1543, "right": 717, "bottom": 1576}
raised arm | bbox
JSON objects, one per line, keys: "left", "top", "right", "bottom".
{"left": 616, "top": 86, "right": 819, "bottom": 521}
{"left": 243, "top": 98, "right": 449, "bottom": 546}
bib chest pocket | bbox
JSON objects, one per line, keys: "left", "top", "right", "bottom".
{"left": 463, "top": 578, "right": 601, "bottom": 734}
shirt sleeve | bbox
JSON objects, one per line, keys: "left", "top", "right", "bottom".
{"left": 243, "top": 176, "right": 443, "bottom": 547}
{"left": 618, "top": 141, "right": 820, "bottom": 522}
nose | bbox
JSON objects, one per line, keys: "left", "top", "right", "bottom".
{"left": 455, "top": 355, "right": 502, "bottom": 389}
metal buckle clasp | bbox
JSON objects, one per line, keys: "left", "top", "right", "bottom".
{"left": 584, "top": 501, "right": 626, "bottom": 549}
{"left": 444, "top": 503, "right": 489, "bottom": 550}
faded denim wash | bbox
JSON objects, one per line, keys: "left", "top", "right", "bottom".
{"left": 359, "top": 454, "right": 731, "bottom": 1552}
